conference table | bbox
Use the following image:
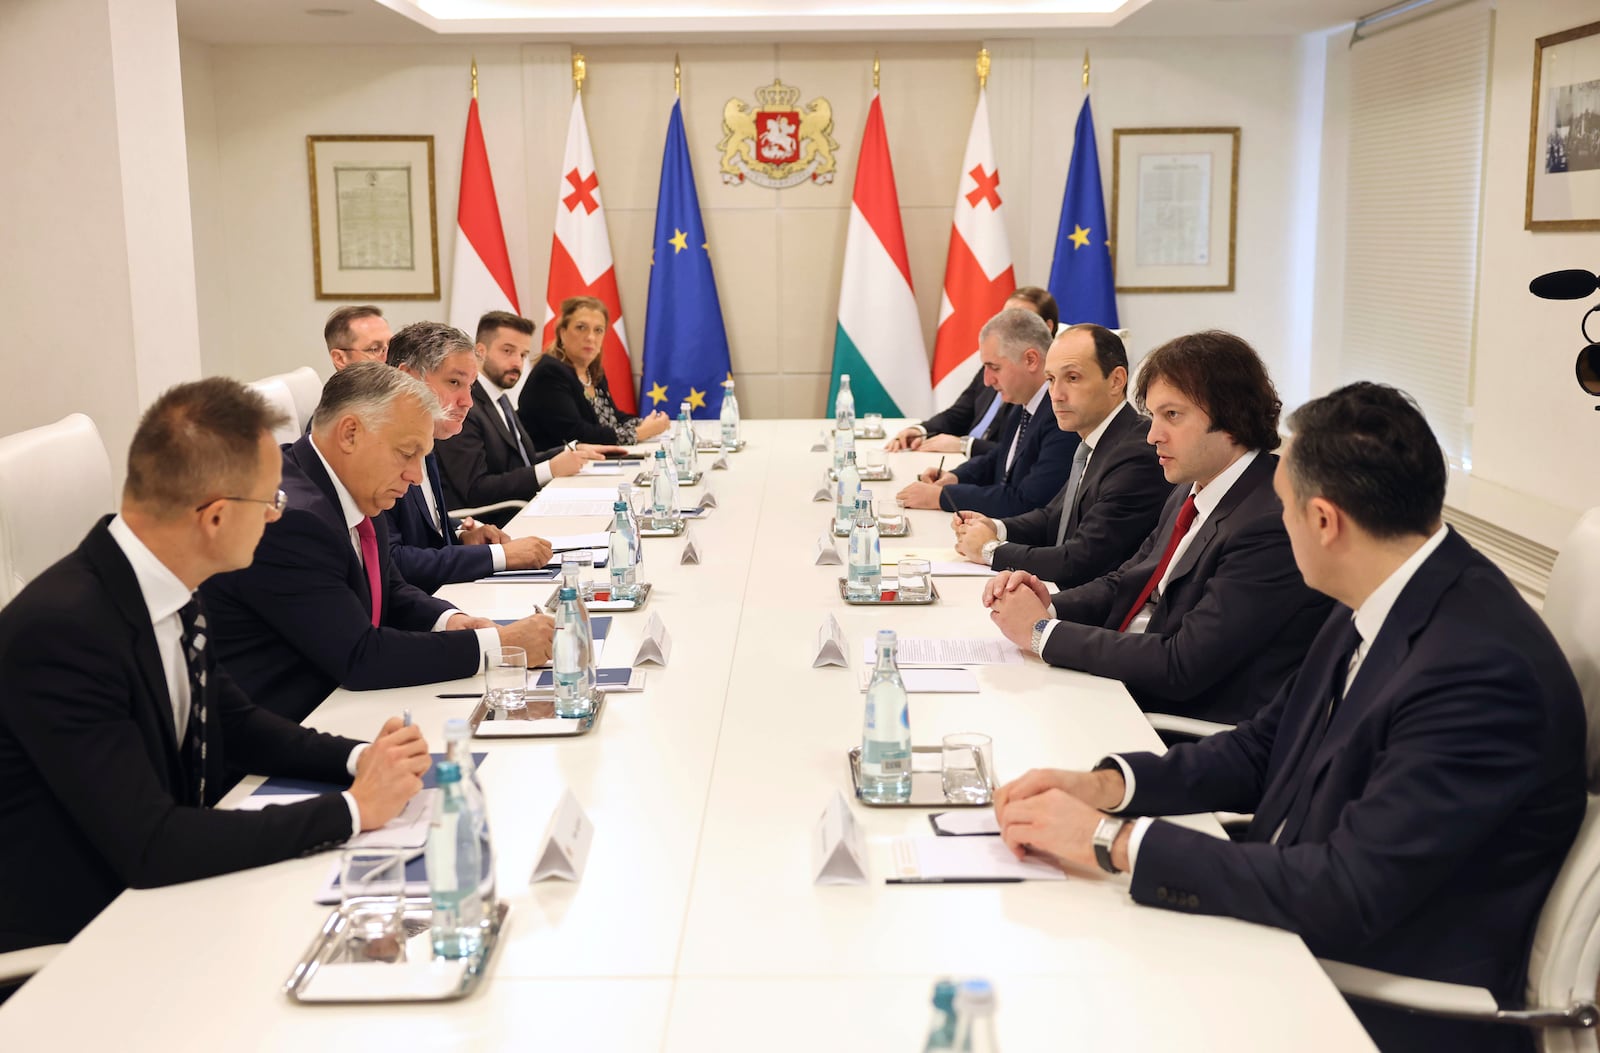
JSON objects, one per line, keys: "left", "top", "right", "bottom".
{"left": 0, "top": 420, "right": 1375, "bottom": 1051}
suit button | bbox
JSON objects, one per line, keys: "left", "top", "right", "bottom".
{"left": 1187, "top": 895, "right": 1199, "bottom": 908}
{"left": 1157, "top": 886, "right": 1169, "bottom": 901}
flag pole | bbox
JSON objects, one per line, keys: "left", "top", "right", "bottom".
{"left": 673, "top": 54, "right": 681, "bottom": 97}
{"left": 471, "top": 58, "right": 478, "bottom": 100}
{"left": 873, "top": 53, "right": 880, "bottom": 91}
{"left": 573, "top": 52, "right": 586, "bottom": 94}
{"left": 977, "top": 47, "right": 990, "bottom": 89}
{"left": 1083, "top": 49, "right": 1090, "bottom": 91}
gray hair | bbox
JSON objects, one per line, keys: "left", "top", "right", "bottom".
{"left": 979, "top": 307, "right": 1052, "bottom": 364}
{"left": 310, "top": 360, "right": 442, "bottom": 432}
{"left": 386, "top": 320, "right": 476, "bottom": 377}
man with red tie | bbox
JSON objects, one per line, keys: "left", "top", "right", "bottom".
{"left": 202, "top": 363, "right": 553, "bottom": 723}
{"left": 986, "top": 330, "right": 1330, "bottom": 724}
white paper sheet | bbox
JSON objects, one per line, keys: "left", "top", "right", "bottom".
{"left": 235, "top": 792, "right": 432, "bottom": 849}
{"left": 578, "top": 462, "right": 624, "bottom": 476}
{"left": 857, "top": 666, "right": 980, "bottom": 693}
{"left": 519, "top": 496, "right": 618, "bottom": 518}
{"left": 862, "top": 637, "right": 1025, "bottom": 666}
{"left": 889, "top": 836, "right": 1064, "bottom": 881}
{"left": 295, "top": 958, "right": 469, "bottom": 1002}
{"left": 545, "top": 532, "right": 612, "bottom": 551}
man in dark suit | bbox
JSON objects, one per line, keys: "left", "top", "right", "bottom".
{"left": 884, "top": 286, "right": 1057, "bottom": 456}
{"left": 202, "top": 363, "right": 554, "bottom": 722}
{"left": 383, "top": 321, "right": 553, "bottom": 593}
{"left": 994, "top": 382, "right": 1586, "bottom": 1053}
{"left": 0, "top": 379, "right": 431, "bottom": 954}
{"left": 951, "top": 324, "right": 1171, "bottom": 589}
{"left": 987, "top": 331, "right": 1329, "bottom": 724}
{"left": 896, "top": 308, "right": 1078, "bottom": 519}
{"left": 433, "top": 311, "right": 615, "bottom": 527}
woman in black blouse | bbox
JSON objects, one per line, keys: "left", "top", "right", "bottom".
{"left": 519, "top": 296, "right": 670, "bottom": 448}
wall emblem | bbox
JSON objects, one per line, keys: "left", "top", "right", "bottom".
{"left": 719, "top": 79, "right": 839, "bottom": 188}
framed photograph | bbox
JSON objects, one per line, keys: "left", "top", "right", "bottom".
{"left": 1526, "top": 20, "right": 1600, "bottom": 231}
{"left": 306, "top": 135, "right": 440, "bottom": 299}
{"left": 1110, "top": 127, "right": 1240, "bottom": 293}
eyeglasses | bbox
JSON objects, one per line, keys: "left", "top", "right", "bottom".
{"left": 195, "top": 489, "right": 288, "bottom": 514}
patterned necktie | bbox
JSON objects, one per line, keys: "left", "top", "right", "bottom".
{"left": 178, "top": 597, "right": 208, "bottom": 807}
{"left": 1117, "top": 493, "right": 1199, "bottom": 631}
{"left": 355, "top": 518, "right": 383, "bottom": 627}
{"left": 1004, "top": 406, "right": 1032, "bottom": 482}
{"left": 497, "top": 394, "right": 532, "bottom": 467}
{"left": 1054, "top": 441, "right": 1093, "bottom": 547}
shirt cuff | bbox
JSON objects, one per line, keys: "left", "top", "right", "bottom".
{"left": 346, "top": 743, "right": 367, "bottom": 777}
{"left": 432, "top": 608, "right": 460, "bottom": 632}
{"left": 911, "top": 424, "right": 928, "bottom": 436}
{"left": 341, "top": 791, "right": 362, "bottom": 838}
{"left": 535, "top": 460, "right": 554, "bottom": 487}
{"left": 489, "top": 544, "right": 507, "bottom": 572}
{"left": 1103, "top": 754, "right": 1137, "bottom": 812}
{"left": 1034, "top": 618, "right": 1061, "bottom": 657}
{"left": 1126, "top": 817, "right": 1156, "bottom": 873}
{"left": 473, "top": 625, "right": 501, "bottom": 658}
{"left": 993, "top": 521, "right": 1008, "bottom": 542}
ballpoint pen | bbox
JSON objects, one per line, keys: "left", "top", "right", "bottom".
{"left": 402, "top": 708, "right": 412, "bottom": 727}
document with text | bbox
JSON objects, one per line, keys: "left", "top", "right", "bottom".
{"left": 862, "top": 636, "right": 1025, "bottom": 666}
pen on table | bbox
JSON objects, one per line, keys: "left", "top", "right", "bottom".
{"left": 402, "top": 708, "right": 412, "bottom": 727}
{"left": 885, "top": 877, "right": 1022, "bottom": 885}
{"left": 938, "top": 456, "right": 946, "bottom": 476}
{"left": 436, "top": 693, "right": 481, "bottom": 699}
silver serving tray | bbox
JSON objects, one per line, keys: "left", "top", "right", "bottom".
{"left": 544, "top": 581, "right": 652, "bottom": 612}
{"left": 634, "top": 470, "right": 702, "bottom": 487}
{"left": 854, "top": 425, "right": 887, "bottom": 440}
{"left": 831, "top": 518, "right": 909, "bottom": 539}
{"left": 283, "top": 898, "right": 510, "bottom": 1003}
{"left": 639, "top": 517, "right": 687, "bottom": 538}
{"left": 837, "top": 577, "right": 939, "bottom": 606}
{"left": 469, "top": 691, "right": 604, "bottom": 737}
{"left": 826, "top": 464, "right": 893, "bottom": 482}
{"left": 697, "top": 438, "right": 745, "bottom": 452}
{"left": 847, "top": 746, "right": 994, "bottom": 808}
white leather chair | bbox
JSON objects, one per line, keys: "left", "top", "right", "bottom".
{"left": 0, "top": 413, "right": 115, "bottom": 606}
{"left": 277, "top": 366, "right": 323, "bottom": 431}
{"left": 246, "top": 378, "right": 302, "bottom": 444}
{"left": 1320, "top": 507, "right": 1600, "bottom": 1045}
{"left": 446, "top": 498, "right": 529, "bottom": 521}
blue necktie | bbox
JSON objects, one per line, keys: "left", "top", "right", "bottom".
{"left": 967, "top": 393, "right": 1002, "bottom": 439}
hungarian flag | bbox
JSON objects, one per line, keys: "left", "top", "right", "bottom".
{"left": 543, "top": 93, "right": 636, "bottom": 414}
{"left": 929, "top": 88, "right": 1016, "bottom": 406}
{"left": 447, "top": 89, "right": 520, "bottom": 345}
{"left": 827, "top": 90, "right": 933, "bottom": 420}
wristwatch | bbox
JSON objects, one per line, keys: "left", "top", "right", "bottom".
{"left": 1093, "top": 816, "right": 1128, "bottom": 874}
{"left": 980, "top": 539, "right": 1001, "bottom": 566}
{"left": 1030, "top": 617, "right": 1051, "bottom": 655}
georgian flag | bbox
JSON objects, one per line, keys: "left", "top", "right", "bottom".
{"left": 929, "top": 88, "right": 1016, "bottom": 406}
{"left": 543, "top": 94, "right": 637, "bottom": 414}
{"left": 448, "top": 91, "right": 521, "bottom": 351}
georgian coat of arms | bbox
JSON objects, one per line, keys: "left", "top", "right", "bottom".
{"left": 718, "top": 79, "right": 839, "bottom": 188}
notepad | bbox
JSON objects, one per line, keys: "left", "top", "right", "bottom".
{"left": 888, "top": 836, "right": 1064, "bottom": 882}
{"left": 861, "top": 636, "right": 1024, "bottom": 666}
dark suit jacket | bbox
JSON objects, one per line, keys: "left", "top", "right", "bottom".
{"left": 0, "top": 519, "right": 359, "bottom": 952}
{"left": 201, "top": 437, "right": 483, "bottom": 722}
{"left": 991, "top": 402, "right": 1173, "bottom": 589}
{"left": 519, "top": 353, "right": 636, "bottom": 449}
{"left": 923, "top": 365, "right": 1009, "bottom": 457}
{"left": 434, "top": 380, "right": 564, "bottom": 527}
{"left": 1120, "top": 530, "right": 1586, "bottom": 1053}
{"left": 1042, "top": 452, "right": 1331, "bottom": 723}
{"left": 380, "top": 452, "right": 494, "bottom": 594}
{"left": 937, "top": 393, "right": 1079, "bottom": 518}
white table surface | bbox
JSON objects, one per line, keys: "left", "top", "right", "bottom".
{"left": 0, "top": 419, "right": 1374, "bottom": 1051}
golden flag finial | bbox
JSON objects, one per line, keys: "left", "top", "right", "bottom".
{"left": 573, "top": 53, "right": 586, "bottom": 93}
{"left": 873, "top": 53, "right": 880, "bottom": 91}
{"left": 674, "top": 54, "right": 681, "bottom": 97}
{"left": 470, "top": 58, "right": 478, "bottom": 100}
{"left": 1083, "top": 50, "right": 1090, "bottom": 90}
{"left": 977, "top": 47, "right": 991, "bottom": 88}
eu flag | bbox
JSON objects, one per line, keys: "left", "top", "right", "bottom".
{"left": 1047, "top": 97, "right": 1119, "bottom": 328}
{"left": 641, "top": 99, "right": 732, "bottom": 420}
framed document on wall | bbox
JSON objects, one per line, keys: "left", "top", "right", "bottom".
{"left": 1110, "top": 127, "right": 1240, "bottom": 293}
{"left": 1526, "top": 19, "right": 1600, "bottom": 232}
{"left": 306, "top": 135, "right": 440, "bottom": 299}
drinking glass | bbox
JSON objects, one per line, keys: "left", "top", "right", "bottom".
{"left": 627, "top": 483, "right": 652, "bottom": 523}
{"left": 861, "top": 412, "right": 884, "bottom": 436}
{"left": 483, "top": 646, "right": 528, "bottom": 712}
{"left": 339, "top": 848, "right": 409, "bottom": 963}
{"left": 897, "top": 557, "right": 932, "bottom": 601}
{"left": 863, "top": 447, "right": 887, "bottom": 472}
{"left": 941, "top": 732, "right": 994, "bottom": 805}
{"left": 877, "top": 495, "right": 907, "bottom": 534}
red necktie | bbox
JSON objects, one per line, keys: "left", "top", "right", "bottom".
{"left": 1117, "top": 494, "right": 1199, "bottom": 632}
{"left": 355, "top": 517, "right": 382, "bottom": 627}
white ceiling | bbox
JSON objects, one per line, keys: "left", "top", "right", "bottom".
{"left": 176, "top": 0, "right": 1378, "bottom": 44}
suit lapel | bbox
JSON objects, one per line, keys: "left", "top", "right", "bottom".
{"left": 288, "top": 439, "right": 374, "bottom": 616}
{"left": 1066, "top": 403, "right": 1140, "bottom": 534}
{"left": 1163, "top": 452, "right": 1273, "bottom": 588}
{"left": 473, "top": 382, "right": 519, "bottom": 455}
{"left": 424, "top": 453, "right": 450, "bottom": 541}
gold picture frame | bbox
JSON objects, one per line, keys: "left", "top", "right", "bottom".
{"left": 1110, "top": 127, "right": 1240, "bottom": 293}
{"left": 307, "top": 135, "right": 440, "bottom": 299}
{"left": 1525, "top": 19, "right": 1600, "bottom": 232}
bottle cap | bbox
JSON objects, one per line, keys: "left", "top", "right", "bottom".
{"left": 559, "top": 586, "right": 578, "bottom": 601}
{"left": 954, "top": 978, "right": 995, "bottom": 1011}
{"left": 444, "top": 717, "right": 469, "bottom": 739}
{"left": 614, "top": 501, "right": 629, "bottom": 512}
{"left": 932, "top": 979, "right": 957, "bottom": 1011}
{"left": 434, "top": 759, "right": 461, "bottom": 784}
{"left": 876, "top": 628, "right": 897, "bottom": 648}
{"left": 655, "top": 448, "right": 666, "bottom": 458}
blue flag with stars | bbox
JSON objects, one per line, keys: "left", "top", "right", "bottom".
{"left": 641, "top": 99, "right": 732, "bottom": 419}
{"left": 1047, "top": 97, "right": 1119, "bottom": 328}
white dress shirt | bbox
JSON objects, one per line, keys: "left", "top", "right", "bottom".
{"left": 1108, "top": 523, "right": 1452, "bottom": 869}
{"left": 418, "top": 457, "right": 505, "bottom": 571}
{"left": 992, "top": 400, "right": 1125, "bottom": 545}
{"left": 1003, "top": 381, "right": 1051, "bottom": 475}
{"left": 307, "top": 438, "right": 501, "bottom": 658}
{"left": 477, "top": 373, "right": 555, "bottom": 488}
{"left": 105, "top": 516, "right": 365, "bottom": 836}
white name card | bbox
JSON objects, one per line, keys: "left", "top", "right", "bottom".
{"left": 813, "top": 790, "right": 868, "bottom": 886}
{"left": 631, "top": 611, "right": 673, "bottom": 666}
{"left": 697, "top": 491, "right": 718, "bottom": 509}
{"left": 711, "top": 453, "right": 730, "bottom": 471}
{"left": 814, "top": 533, "right": 842, "bottom": 565}
{"left": 813, "top": 613, "right": 849, "bottom": 668}
{"left": 530, "top": 789, "right": 594, "bottom": 883}
{"left": 680, "top": 526, "right": 702, "bottom": 565}
{"left": 810, "top": 432, "right": 829, "bottom": 453}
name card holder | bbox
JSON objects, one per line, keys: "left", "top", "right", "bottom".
{"left": 697, "top": 491, "right": 718, "bottom": 510}
{"left": 814, "top": 533, "right": 843, "bottom": 565}
{"left": 680, "top": 526, "right": 702, "bottom": 565}
{"left": 530, "top": 789, "right": 594, "bottom": 882}
{"left": 631, "top": 611, "right": 673, "bottom": 666}
{"left": 813, "top": 613, "right": 849, "bottom": 668}
{"left": 813, "top": 791, "right": 868, "bottom": 885}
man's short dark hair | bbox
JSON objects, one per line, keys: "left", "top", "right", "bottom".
{"left": 388, "top": 321, "right": 475, "bottom": 376}
{"left": 1064, "top": 323, "right": 1129, "bottom": 380}
{"left": 125, "top": 378, "right": 287, "bottom": 517}
{"left": 1286, "top": 382, "right": 1446, "bottom": 539}
{"left": 1135, "top": 330, "right": 1282, "bottom": 452}
{"left": 323, "top": 305, "right": 383, "bottom": 351}
{"left": 1009, "top": 286, "right": 1060, "bottom": 335}
{"left": 475, "top": 311, "right": 534, "bottom": 347}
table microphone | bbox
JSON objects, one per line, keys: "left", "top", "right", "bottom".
{"left": 1529, "top": 268, "right": 1599, "bottom": 300}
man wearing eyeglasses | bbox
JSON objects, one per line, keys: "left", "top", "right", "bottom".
{"left": 324, "top": 305, "right": 391, "bottom": 369}
{"left": 0, "top": 378, "right": 432, "bottom": 959}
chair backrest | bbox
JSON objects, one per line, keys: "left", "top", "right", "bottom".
{"left": 278, "top": 367, "right": 323, "bottom": 430}
{"left": 1526, "top": 507, "right": 1600, "bottom": 1050}
{"left": 0, "top": 414, "right": 115, "bottom": 605}
{"left": 247, "top": 378, "right": 302, "bottom": 444}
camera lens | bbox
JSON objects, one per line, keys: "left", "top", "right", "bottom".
{"left": 1577, "top": 344, "right": 1600, "bottom": 396}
